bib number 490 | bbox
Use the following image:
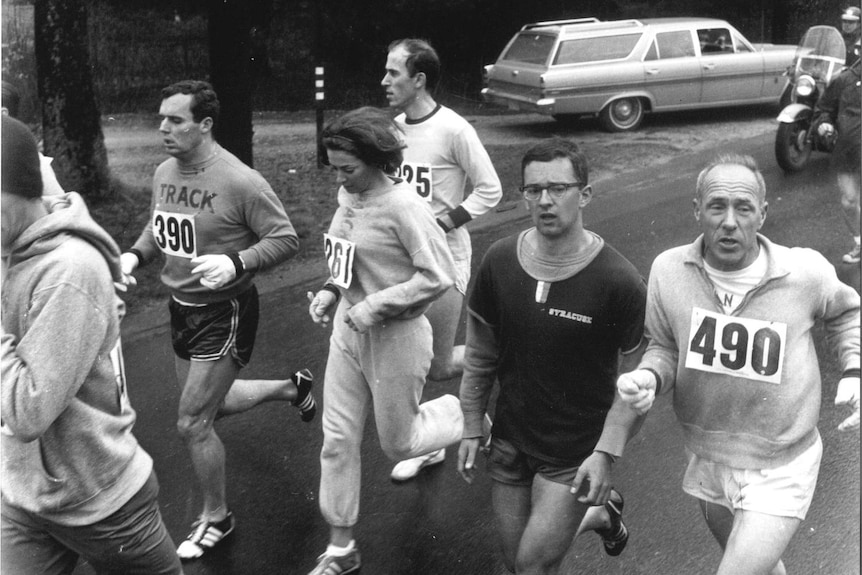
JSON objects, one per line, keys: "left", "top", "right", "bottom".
{"left": 685, "top": 308, "right": 786, "bottom": 384}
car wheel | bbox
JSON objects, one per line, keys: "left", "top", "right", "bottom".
{"left": 599, "top": 97, "right": 644, "bottom": 132}
{"left": 775, "top": 120, "right": 812, "bottom": 172}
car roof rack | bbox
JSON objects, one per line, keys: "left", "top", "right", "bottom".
{"left": 521, "top": 17, "right": 600, "bottom": 30}
{"left": 562, "top": 19, "right": 644, "bottom": 33}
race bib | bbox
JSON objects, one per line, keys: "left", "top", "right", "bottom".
{"left": 396, "top": 161, "right": 433, "bottom": 201}
{"left": 110, "top": 337, "right": 131, "bottom": 414}
{"left": 153, "top": 210, "right": 197, "bottom": 259}
{"left": 685, "top": 307, "right": 786, "bottom": 384}
{"left": 324, "top": 233, "right": 356, "bottom": 289}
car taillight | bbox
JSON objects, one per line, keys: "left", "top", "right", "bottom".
{"left": 795, "top": 75, "right": 815, "bottom": 97}
{"left": 483, "top": 65, "right": 493, "bottom": 84}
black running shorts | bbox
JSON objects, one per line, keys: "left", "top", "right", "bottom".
{"left": 169, "top": 286, "right": 259, "bottom": 367}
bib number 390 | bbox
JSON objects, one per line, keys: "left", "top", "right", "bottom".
{"left": 685, "top": 307, "right": 786, "bottom": 384}
{"left": 153, "top": 210, "right": 197, "bottom": 258}
{"left": 324, "top": 233, "right": 355, "bottom": 289}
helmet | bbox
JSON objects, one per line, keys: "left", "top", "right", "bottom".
{"left": 842, "top": 6, "right": 861, "bottom": 22}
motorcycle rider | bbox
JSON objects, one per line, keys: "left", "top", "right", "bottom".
{"left": 815, "top": 57, "right": 861, "bottom": 264}
{"left": 841, "top": 6, "right": 861, "bottom": 65}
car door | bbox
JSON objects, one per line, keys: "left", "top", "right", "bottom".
{"left": 643, "top": 29, "right": 702, "bottom": 109}
{"left": 697, "top": 26, "right": 764, "bottom": 103}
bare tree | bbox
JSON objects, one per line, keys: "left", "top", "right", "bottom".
{"left": 34, "top": 0, "right": 111, "bottom": 201}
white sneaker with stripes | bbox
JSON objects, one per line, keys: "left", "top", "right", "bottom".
{"left": 176, "top": 512, "right": 235, "bottom": 560}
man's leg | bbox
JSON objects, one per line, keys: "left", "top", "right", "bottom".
{"left": 491, "top": 481, "right": 532, "bottom": 573}
{"left": 837, "top": 171, "right": 861, "bottom": 262}
{"left": 175, "top": 355, "right": 239, "bottom": 522}
{"left": 699, "top": 500, "right": 799, "bottom": 575}
{"left": 1, "top": 505, "right": 79, "bottom": 575}
{"left": 62, "top": 473, "right": 183, "bottom": 575}
{"left": 511, "top": 475, "right": 590, "bottom": 575}
{"left": 220, "top": 371, "right": 314, "bottom": 420}
{"left": 426, "top": 286, "right": 465, "bottom": 382}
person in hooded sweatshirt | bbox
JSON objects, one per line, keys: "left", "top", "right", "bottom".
{"left": 0, "top": 115, "right": 184, "bottom": 575}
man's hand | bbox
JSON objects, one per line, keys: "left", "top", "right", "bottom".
{"left": 835, "top": 377, "right": 860, "bottom": 432}
{"left": 616, "top": 369, "right": 657, "bottom": 415}
{"left": 307, "top": 290, "right": 337, "bottom": 327}
{"left": 570, "top": 451, "right": 612, "bottom": 504}
{"left": 817, "top": 122, "right": 835, "bottom": 137}
{"left": 191, "top": 254, "right": 236, "bottom": 290}
{"left": 457, "top": 438, "right": 481, "bottom": 484}
{"left": 116, "top": 252, "right": 140, "bottom": 292}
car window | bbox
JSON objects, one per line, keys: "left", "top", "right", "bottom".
{"left": 698, "top": 27, "right": 734, "bottom": 54}
{"left": 644, "top": 40, "right": 659, "bottom": 61}
{"left": 553, "top": 33, "right": 642, "bottom": 65}
{"left": 732, "top": 30, "right": 754, "bottom": 53}
{"left": 502, "top": 33, "right": 556, "bottom": 65}
{"left": 655, "top": 30, "right": 696, "bottom": 59}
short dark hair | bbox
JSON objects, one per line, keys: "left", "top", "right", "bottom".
{"left": 521, "top": 138, "right": 589, "bottom": 186}
{"left": 696, "top": 153, "right": 766, "bottom": 203}
{"left": 1, "top": 80, "right": 21, "bottom": 118}
{"left": 2, "top": 115, "right": 43, "bottom": 199}
{"left": 388, "top": 38, "right": 441, "bottom": 92}
{"left": 161, "top": 80, "right": 220, "bottom": 125}
{"left": 321, "top": 107, "right": 405, "bottom": 174}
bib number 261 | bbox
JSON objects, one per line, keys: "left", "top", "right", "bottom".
{"left": 324, "top": 233, "right": 355, "bottom": 289}
{"left": 685, "top": 308, "right": 786, "bottom": 384}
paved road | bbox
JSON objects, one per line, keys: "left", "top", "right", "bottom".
{"left": 80, "top": 129, "right": 859, "bottom": 575}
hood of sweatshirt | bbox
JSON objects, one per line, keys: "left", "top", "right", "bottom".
{"left": 8, "top": 192, "right": 123, "bottom": 284}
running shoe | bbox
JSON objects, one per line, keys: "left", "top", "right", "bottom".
{"left": 293, "top": 369, "right": 317, "bottom": 422}
{"left": 390, "top": 448, "right": 446, "bottom": 482}
{"left": 843, "top": 243, "right": 861, "bottom": 264}
{"left": 307, "top": 546, "right": 362, "bottom": 575}
{"left": 176, "top": 512, "right": 235, "bottom": 560}
{"left": 596, "top": 491, "right": 629, "bottom": 557}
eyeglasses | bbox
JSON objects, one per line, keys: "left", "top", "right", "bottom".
{"left": 518, "top": 182, "right": 585, "bottom": 201}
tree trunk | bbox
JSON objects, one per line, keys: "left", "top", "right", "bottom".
{"left": 34, "top": 0, "right": 111, "bottom": 201}
{"left": 208, "top": 0, "right": 254, "bottom": 166}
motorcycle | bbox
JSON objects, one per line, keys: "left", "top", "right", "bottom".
{"left": 775, "top": 25, "right": 846, "bottom": 172}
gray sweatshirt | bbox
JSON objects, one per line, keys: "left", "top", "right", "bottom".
{"left": 2, "top": 192, "right": 152, "bottom": 526}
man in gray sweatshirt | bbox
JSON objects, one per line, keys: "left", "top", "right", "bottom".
{"left": 0, "top": 115, "right": 183, "bottom": 575}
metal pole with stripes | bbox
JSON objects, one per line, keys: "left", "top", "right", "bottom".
{"left": 315, "top": 66, "right": 325, "bottom": 168}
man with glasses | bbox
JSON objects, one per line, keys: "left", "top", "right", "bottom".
{"left": 457, "top": 138, "right": 646, "bottom": 574}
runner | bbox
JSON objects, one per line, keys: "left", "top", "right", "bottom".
{"left": 119, "top": 80, "right": 315, "bottom": 560}
{"left": 458, "top": 138, "right": 646, "bottom": 574}
{"left": 305, "top": 106, "right": 463, "bottom": 575}
{"left": 1, "top": 115, "right": 182, "bottom": 575}
{"left": 617, "top": 153, "right": 860, "bottom": 575}
{"left": 382, "top": 38, "right": 502, "bottom": 481}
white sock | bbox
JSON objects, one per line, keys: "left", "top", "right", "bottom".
{"left": 325, "top": 540, "right": 355, "bottom": 557}
{"left": 854, "top": 236, "right": 860, "bottom": 246}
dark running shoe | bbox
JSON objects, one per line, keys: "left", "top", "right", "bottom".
{"left": 292, "top": 369, "right": 317, "bottom": 422}
{"left": 596, "top": 490, "right": 628, "bottom": 557}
